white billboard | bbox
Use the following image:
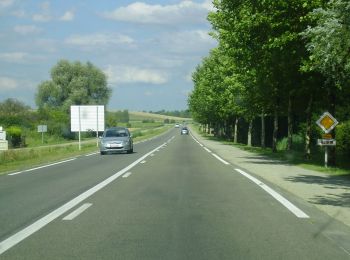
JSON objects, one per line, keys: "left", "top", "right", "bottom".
{"left": 70, "top": 105, "right": 105, "bottom": 132}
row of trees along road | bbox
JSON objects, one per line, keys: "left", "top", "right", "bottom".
{"left": 188, "top": 0, "right": 350, "bottom": 164}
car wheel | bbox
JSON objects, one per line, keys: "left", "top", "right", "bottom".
{"left": 100, "top": 151, "right": 106, "bottom": 155}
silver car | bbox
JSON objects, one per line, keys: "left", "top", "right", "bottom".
{"left": 99, "top": 127, "right": 133, "bottom": 155}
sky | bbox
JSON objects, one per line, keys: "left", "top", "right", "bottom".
{"left": 0, "top": 0, "right": 217, "bottom": 111}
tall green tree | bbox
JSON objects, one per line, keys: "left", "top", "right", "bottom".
{"left": 36, "top": 60, "right": 112, "bottom": 111}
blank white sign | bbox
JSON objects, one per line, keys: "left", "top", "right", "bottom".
{"left": 70, "top": 105, "right": 105, "bottom": 132}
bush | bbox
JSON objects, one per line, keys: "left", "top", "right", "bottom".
{"left": 7, "top": 126, "right": 23, "bottom": 148}
{"left": 276, "top": 134, "right": 304, "bottom": 151}
{"left": 336, "top": 121, "right": 350, "bottom": 155}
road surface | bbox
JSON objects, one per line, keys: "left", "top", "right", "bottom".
{"left": 1, "top": 128, "right": 350, "bottom": 259}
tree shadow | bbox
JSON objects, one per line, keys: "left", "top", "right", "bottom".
{"left": 237, "top": 154, "right": 292, "bottom": 166}
{"left": 285, "top": 174, "right": 350, "bottom": 207}
{"left": 310, "top": 193, "right": 350, "bottom": 207}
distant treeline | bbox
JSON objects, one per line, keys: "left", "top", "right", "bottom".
{"left": 148, "top": 110, "right": 191, "bottom": 118}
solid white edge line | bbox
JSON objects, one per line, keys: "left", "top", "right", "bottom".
{"left": 212, "top": 154, "right": 230, "bottom": 165}
{"left": 0, "top": 142, "right": 167, "bottom": 255}
{"left": 8, "top": 158, "right": 77, "bottom": 176}
{"left": 204, "top": 147, "right": 212, "bottom": 153}
{"left": 62, "top": 203, "right": 92, "bottom": 221}
{"left": 235, "top": 168, "right": 309, "bottom": 219}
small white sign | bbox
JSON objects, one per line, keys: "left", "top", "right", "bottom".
{"left": 0, "top": 131, "right": 6, "bottom": 141}
{"left": 70, "top": 105, "right": 105, "bottom": 132}
{"left": 38, "top": 125, "right": 47, "bottom": 133}
{"left": 317, "top": 139, "right": 336, "bottom": 146}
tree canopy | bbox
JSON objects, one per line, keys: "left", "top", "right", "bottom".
{"left": 36, "top": 60, "right": 111, "bottom": 111}
{"left": 188, "top": 0, "right": 350, "bottom": 159}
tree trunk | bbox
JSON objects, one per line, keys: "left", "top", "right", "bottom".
{"left": 272, "top": 108, "right": 278, "bottom": 153}
{"left": 287, "top": 95, "right": 293, "bottom": 150}
{"left": 304, "top": 95, "right": 313, "bottom": 160}
{"left": 261, "top": 110, "right": 265, "bottom": 148}
{"left": 234, "top": 117, "right": 239, "bottom": 143}
{"left": 247, "top": 118, "right": 253, "bottom": 147}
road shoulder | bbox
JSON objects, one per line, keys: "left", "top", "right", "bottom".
{"left": 189, "top": 126, "right": 350, "bottom": 228}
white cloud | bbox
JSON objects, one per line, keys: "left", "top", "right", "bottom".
{"left": 32, "top": 13, "right": 51, "bottom": 22}
{"left": 65, "top": 33, "right": 134, "bottom": 48}
{"left": 11, "top": 9, "right": 26, "bottom": 18}
{"left": 0, "top": 0, "right": 14, "bottom": 8}
{"left": 0, "top": 76, "right": 18, "bottom": 90}
{"left": 14, "top": 25, "right": 42, "bottom": 35}
{"left": 105, "top": 65, "right": 168, "bottom": 85}
{"left": 158, "top": 30, "right": 216, "bottom": 54}
{"left": 103, "top": 0, "right": 214, "bottom": 25}
{"left": 60, "top": 10, "right": 74, "bottom": 21}
{"left": 0, "top": 52, "right": 45, "bottom": 63}
{"left": 32, "top": 1, "right": 52, "bottom": 22}
{"left": 0, "top": 52, "right": 28, "bottom": 62}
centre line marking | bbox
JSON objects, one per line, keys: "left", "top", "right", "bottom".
{"left": 63, "top": 203, "right": 92, "bottom": 221}
{"left": 235, "top": 168, "right": 309, "bottom": 219}
{"left": 0, "top": 142, "right": 167, "bottom": 256}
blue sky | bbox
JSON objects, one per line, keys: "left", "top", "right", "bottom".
{"left": 0, "top": 0, "right": 217, "bottom": 111}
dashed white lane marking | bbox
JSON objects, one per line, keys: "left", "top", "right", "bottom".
{"left": 235, "top": 168, "right": 309, "bottom": 219}
{"left": 122, "top": 172, "right": 133, "bottom": 178}
{"left": 0, "top": 142, "right": 167, "bottom": 256}
{"left": 150, "top": 154, "right": 155, "bottom": 157}
{"left": 8, "top": 158, "right": 77, "bottom": 176}
{"left": 62, "top": 203, "right": 92, "bottom": 221}
{"left": 212, "top": 154, "right": 230, "bottom": 165}
{"left": 140, "top": 161, "right": 146, "bottom": 164}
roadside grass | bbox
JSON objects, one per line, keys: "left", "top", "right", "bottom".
{"left": 191, "top": 124, "right": 350, "bottom": 177}
{"left": 0, "top": 125, "right": 171, "bottom": 176}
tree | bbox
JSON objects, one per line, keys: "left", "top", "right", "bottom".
{"left": 301, "top": 0, "right": 350, "bottom": 163}
{"left": 0, "top": 98, "right": 30, "bottom": 117}
{"left": 36, "top": 60, "right": 112, "bottom": 111}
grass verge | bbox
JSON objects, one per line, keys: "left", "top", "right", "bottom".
{"left": 0, "top": 125, "right": 171, "bottom": 176}
{"left": 191, "top": 124, "right": 350, "bottom": 177}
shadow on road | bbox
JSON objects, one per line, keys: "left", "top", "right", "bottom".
{"left": 285, "top": 174, "right": 350, "bottom": 207}
{"left": 238, "top": 155, "right": 291, "bottom": 166}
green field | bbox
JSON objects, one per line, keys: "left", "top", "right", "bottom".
{"left": 0, "top": 112, "right": 178, "bottom": 175}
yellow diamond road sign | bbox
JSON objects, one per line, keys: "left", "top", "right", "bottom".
{"left": 316, "top": 112, "right": 338, "bottom": 134}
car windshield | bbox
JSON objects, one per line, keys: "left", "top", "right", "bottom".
{"left": 105, "top": 130, "right": 128, "bottom": 137}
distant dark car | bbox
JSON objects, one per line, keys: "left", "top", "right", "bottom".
{"left": 99, "top": 127, "right": 133, "bottom": 155}
{"left": 181, "top": 127, "right": 189, "bottom": 135}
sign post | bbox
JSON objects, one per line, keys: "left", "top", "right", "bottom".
{"left": 70, "top": 105, "right": 105, "bottom": 150}
{"left": 37, "top": 125, "right": 47, "bottom": 144}
{"left": 316, "top": 112, "right": 338, "bottom": 168}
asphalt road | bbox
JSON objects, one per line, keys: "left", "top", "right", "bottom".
{"left": 1, "top": 128, "right": 350, "bottom": 259}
